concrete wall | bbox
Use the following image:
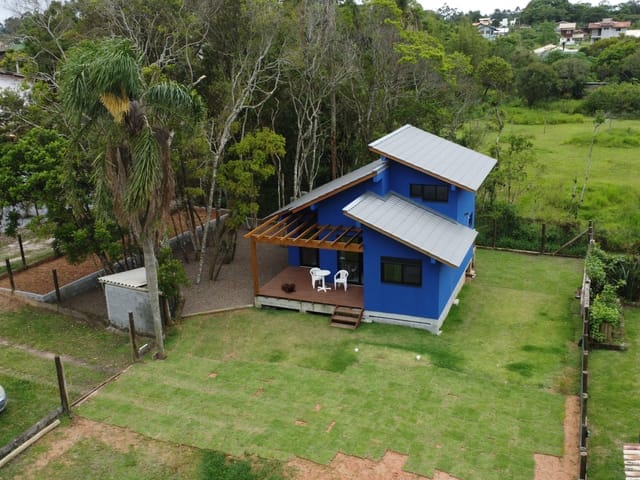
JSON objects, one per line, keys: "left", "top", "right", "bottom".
{"left": 104, "top": 284, "right": 154, "bottom": 335}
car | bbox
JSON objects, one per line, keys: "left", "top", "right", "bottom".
{"left": 0, "top": 385, "right": 6, "bottom": 413}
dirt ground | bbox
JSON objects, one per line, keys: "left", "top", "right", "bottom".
{"left": 0, "top": 255, "right": 102, "bottom": 295}
{"left": 0, "top": 226, "right": 580, "bottom": 479}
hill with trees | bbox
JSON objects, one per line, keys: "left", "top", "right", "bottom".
{"left": 0, "top": 0, "right": 639, "bottom": 262}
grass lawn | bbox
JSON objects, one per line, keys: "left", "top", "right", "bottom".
{"left": 494, "top": 116, "right": 640, "bottom": 250}
{"left": 74, "top": 249, "right": 583, "bottom": 480}
{"left": 0, "top": 305, "right": 131, "bottom": 445}
{"left": 587, "top": 305, "right": 640, "bottom": 480}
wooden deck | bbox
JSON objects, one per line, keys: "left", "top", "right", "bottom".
{"left": 257, "top": 266, "right": 364, "bottom": 310}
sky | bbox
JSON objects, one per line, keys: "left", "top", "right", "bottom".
{"left": 417, "top": 0, "right": 528, "bottom": 14}
{"left": 0, "top": 0, "right": 619, "bottom": 25}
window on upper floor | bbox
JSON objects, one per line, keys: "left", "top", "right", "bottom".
{"left": 381, "top": 257, "right": 422, "bottom": 286}
{"left": 409, "top": 184, "right": 449, "bottom": 202}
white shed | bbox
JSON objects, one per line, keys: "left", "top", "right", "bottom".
{"left": 99, "top": 268, "right": 154, "bottom": 335}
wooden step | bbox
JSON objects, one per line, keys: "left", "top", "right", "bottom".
{"left": 330, "top": 306, "right": 363, "bottom": 329}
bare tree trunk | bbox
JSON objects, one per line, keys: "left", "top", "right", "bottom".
{"left": 143, "top": 234, "right": 165, "bottom": 359}
{"left": 195, "top": 35, "right": 281, "bottom": 284}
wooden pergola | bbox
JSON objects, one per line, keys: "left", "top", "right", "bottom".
{"left": 244, "top": 212, "right": 363, "bottom": 295}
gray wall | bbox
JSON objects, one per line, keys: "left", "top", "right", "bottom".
{"left": 104, "top": 285, "right": 154, "bottom": 335}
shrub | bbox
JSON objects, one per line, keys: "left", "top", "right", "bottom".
{"left": 586, "top": 245, "right": 640, "bottom": 301}
{"left": 606, "top": 253, "right": 640, "bottom": 302}
{"left": 157, "top": 246, "right": 189, "bottom": 313}
{"left": 586, "top": 245, "right": 608, "bottom": 296}
{"left": 589, "top": 283, "right": 622, "bottom": 343}
{"left": 199, "top": 451, "right": 284, "bottom": 480}
{"left": 583, "top": 82, "right": 640, "bottom": 116}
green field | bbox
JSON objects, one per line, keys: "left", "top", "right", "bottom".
{"left": 0, "top": 306, "right": 131, "bottom": 445}
{"left": 588, "top": 306, "right": 640, "bottom": 480}
{"left": 70, "top": 250, "right": 583, "bottom": 480}
{"left": 3, "top": 250, "right": 636, "bottom": 480}
{"left": 488, "top": 113, "right": 640, "bottom": 251}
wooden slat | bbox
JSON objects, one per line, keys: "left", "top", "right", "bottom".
{"left": 331, "top": 226, "right": 355, "bottom": 246}
{"left": 246, "top": 215, "right": 363, "bottom": 252}
{"left": 624, "top": 444, "right": 640, "bottom": 479}
{"left": 330, "top": 305, "right": 363, "bottom": 329}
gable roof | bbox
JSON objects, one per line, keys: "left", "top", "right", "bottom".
{"left": 343, "top": 192, "right": 477, "bottom": 268}
{"left": 272, "top": 158, "right": 388, "bottom": 217}
{"left": 368, "top": 124, "right": 496, "bottom": 192}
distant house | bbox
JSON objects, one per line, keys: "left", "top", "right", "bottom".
{"left": 475, "top": 22, "right": 499, "bottom": 41}
{"left": 557, "top": 22, "right": 580, "bottom": 45}
{"left": 587, "top": 18, "right": 631, "bottom": 42}
{"left": 0, "top": 72, "right": 24, "bottom": 92}
{"left": 245, "top": 125, "right": 496, "bottom": 334}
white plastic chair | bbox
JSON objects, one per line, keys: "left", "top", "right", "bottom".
{"left": 334, "top": 269, "right": 349, "bottom": 291}
{"left": 310, "top": 267, "right": 322, "bottom": 288}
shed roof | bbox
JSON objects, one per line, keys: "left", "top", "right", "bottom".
{"left": 272, "top": 158, "right": 387, "bottom": 216}
{"left": 368, "top": 124, "right": 496, "bottom": 192}
{"left": 343, "top": 192, "right": 477, "bottom": 268}
{"left": 99, "top": 267, "right": 147, "bottom": 288}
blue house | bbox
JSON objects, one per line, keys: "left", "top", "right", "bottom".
{"left": 245, "top": 124, "right": 496, "bottom": 334}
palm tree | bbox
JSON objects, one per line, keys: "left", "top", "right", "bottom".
{"left": 60, "top": 39, "right": 204, "bottom": 358}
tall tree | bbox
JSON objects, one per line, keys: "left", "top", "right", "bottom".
{"left": 60, "top": 39, "right": 204, "bottom": 358}
{"left": 285, "top": 0, "right": 354, "bottom": 197}
{"left": 194, "top": 0, "right": 283, "bottom": 285}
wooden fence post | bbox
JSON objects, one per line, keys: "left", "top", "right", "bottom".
{"left": 52, "top": 269, "right": 61, "bottom": 302}
{"left": 581, "top": 392, "right": 589, "bottom": 445}
{"left": 128, "top": 312, "right": 139, "bottom": 362}
{"left": 492, "top": 218, "right": 497, "bottom": 248}
{"left": 54, "top": 356, "right": 70, "bottom": 416}
{"left": 579, "top": 448, "right": 588, "bottom": 479}
{"left": 17, "top": 234, "right": 26, "bottom": 268}
{"left": 5, "top": 258, "right": 15, "bottom": 291}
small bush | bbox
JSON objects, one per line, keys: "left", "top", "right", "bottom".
{"left": 564, "top": 127, "right": 640, "bottom": 147}
{"left": 586, "top": 245, "right": 608, "bottom": 296}
{"left": 583, "top": 82, "right": 640, "bottom": 116}
{"left": 157, "top": 246, "right": 189, "bottom": 314}
{"left": 504, "top": 106, "right": 587, "bottom": 125}
{"left": 200, "top": 451, "right": 284, "bottom": 480}
{"left": 589, "top": 283, "right": 622, "bottom": 343}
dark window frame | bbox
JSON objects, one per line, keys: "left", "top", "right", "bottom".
{"left": 299, "top": 247, "right": 319, "bottom": 267}
{"left": 409, "top": 183, "right": 449, "bottom": 203}
{"left": 380, "top": 256, "right": 422, "bottom": 286}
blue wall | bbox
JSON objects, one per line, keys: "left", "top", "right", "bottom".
{"left": 456, "top": 189, "right": 476, "bottom": 228}
{"left": 361, "top": 228, "right": 441, "bottom": 318}
{"left": 287, "top": 170, "right": 387, "bottom": 272}
{"left": 285, "top": 158, "right": 475, "bottom": 320}
{"left": 437, "top": 245, "right": 473, "bottom": 312}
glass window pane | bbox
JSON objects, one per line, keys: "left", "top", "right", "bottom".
{"left": 422, "top": 185, "right": 435, "bottom": 201}
{"left": 403, "top": 264, "right": 422, "bottom": 285}
{"left": 382, "top": 263, "right": 402, "bottom": 283}
{"left": 436, "top": 186, "right": 448, "bottom": 202}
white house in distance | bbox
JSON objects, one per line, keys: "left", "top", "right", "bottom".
{"left": 587, "top": 18, "right": 631, "bottom": 42}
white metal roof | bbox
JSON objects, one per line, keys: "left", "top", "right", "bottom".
{"left": 343, "top": 192, "right": 477, "bottom": 268}
{"left": 273, "top": 158, "right": 388, "bottom": 216}
{"left": 99, "top": 267, "right": 147, "bottom": 288}
{"left": 368, "top": 124, "right": 496, "bottom": 192}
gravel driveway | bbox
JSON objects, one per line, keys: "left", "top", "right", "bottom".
{"left": 62, "top": 227, "right": 288, "bottom": 320}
